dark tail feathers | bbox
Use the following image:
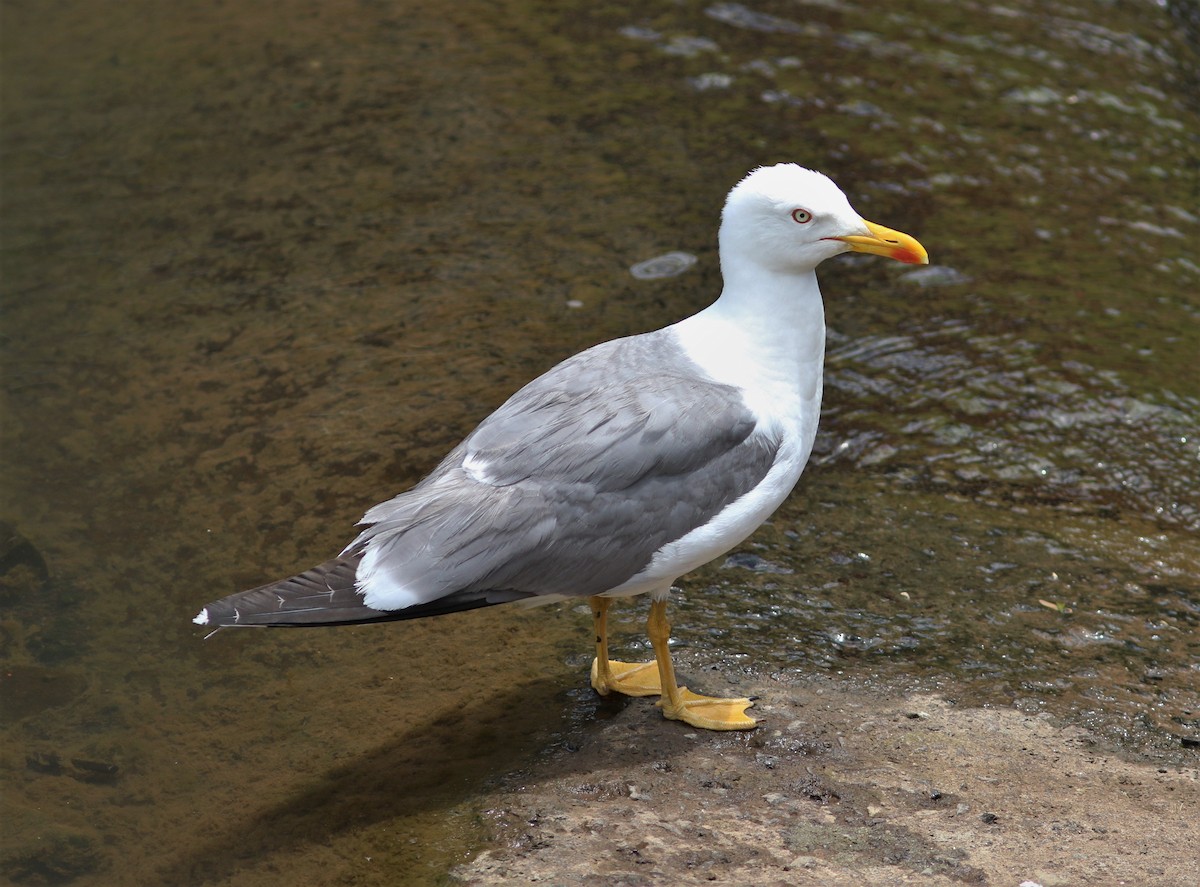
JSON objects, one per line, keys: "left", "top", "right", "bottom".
{"left": 193, "top": 555, "right": 525, "bottom": 634}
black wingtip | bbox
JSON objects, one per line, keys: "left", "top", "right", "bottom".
{"left": 192, "top": 554, "right": 529, "bottom": 632}
{"left": 194, "top": 556, "right": 376, "bottom": 629}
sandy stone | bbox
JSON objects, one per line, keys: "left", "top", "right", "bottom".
{"left": 452, "top": 679, "right": 1197, "bottom": 886}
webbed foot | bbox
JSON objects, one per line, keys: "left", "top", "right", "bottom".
{"left": 657, "top": 686, "right": 759, "bottom": 731}
{"left": 590, "top": 658, "right": 662, "bottom": 697}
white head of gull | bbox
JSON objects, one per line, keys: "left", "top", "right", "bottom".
{"left": 193, "top": 163, "right": 927, "bottom": 731}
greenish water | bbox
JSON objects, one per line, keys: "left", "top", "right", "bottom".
{"left": 2, "top": 0, "right": 1197, "bottom": 884}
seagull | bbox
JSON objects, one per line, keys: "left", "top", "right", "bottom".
{"left": 193, "top": 164, "right": 927, "bottom": 730}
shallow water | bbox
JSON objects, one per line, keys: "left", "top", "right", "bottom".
{"left": 2, "top": 0, "right": 1198, "bottom": 883}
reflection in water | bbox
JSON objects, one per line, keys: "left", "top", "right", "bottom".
{"left": 2, "top": 0, "right": 1197, "bottom": 883}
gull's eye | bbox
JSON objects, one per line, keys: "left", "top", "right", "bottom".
{"left": 791, "top": 208, "right": 813, "bottom": 224}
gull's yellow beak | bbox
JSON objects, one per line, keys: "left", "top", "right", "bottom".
{"left": 829, "top": 220, "right": 928, "bottom": 265}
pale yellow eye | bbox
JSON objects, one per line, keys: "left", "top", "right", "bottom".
{"left": 791, "top": 208, "right": 812, "bottom": 224}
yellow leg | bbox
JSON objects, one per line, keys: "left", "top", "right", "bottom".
{"left": 589, "top": 596, "right": 662, "bottom": 697}
{"left": 648, "top": 599, "right": 759, "bottom": 731}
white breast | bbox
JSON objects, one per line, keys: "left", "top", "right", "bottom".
{"left": 602, "top": 297, "right": 826, "bottom": 597}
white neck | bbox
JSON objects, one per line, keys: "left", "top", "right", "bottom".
{"left": 671, "top": 259, "right": 827, "bottom": 415}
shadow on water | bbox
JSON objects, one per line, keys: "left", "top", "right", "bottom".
{"left": 156, "top": 676, "right": 579, "bottom": 886}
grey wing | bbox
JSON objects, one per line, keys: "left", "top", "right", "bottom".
{"left": 456, "top": 336, "right": 763, "bottom": 490}
{"left": 348, "top": 330, "right": 781, "bottom": 607}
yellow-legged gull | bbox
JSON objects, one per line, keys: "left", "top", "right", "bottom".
{"left": 193, "top": 164, "right": 928, "bottom": 730}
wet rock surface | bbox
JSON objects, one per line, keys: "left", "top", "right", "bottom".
{"left": 454, "top": 675, "right": 1197, "bottom": 886}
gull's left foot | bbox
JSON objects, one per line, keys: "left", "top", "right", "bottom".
{"left": 658, "top": 687, "right": 759, "bottom": 731}
{"left": 590, "top": 658, "right": 662, "bottom": 697}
